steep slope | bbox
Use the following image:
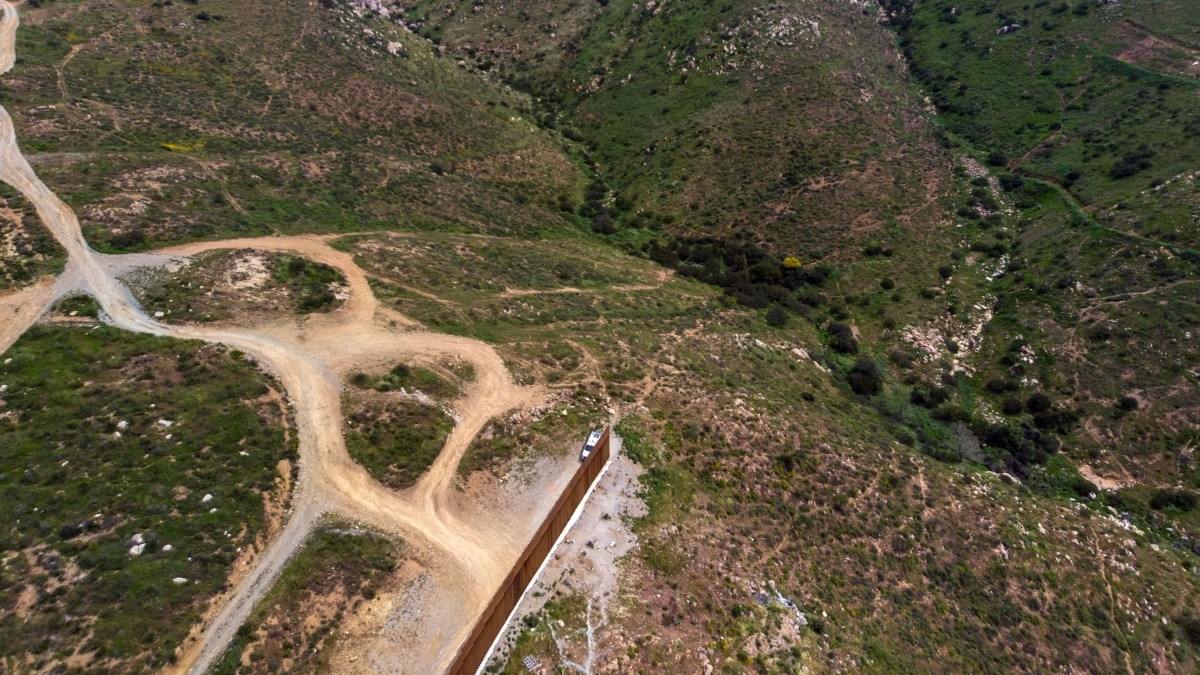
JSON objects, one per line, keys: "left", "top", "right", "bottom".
{"left": 403, "top": 0, "right": 952, "bottom": 260}
{"left": 2, "top": 0, "right": 587, "bottom": 249}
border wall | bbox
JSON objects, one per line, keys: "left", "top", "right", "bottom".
{"left": 446, "top": 428, "right": 611, "bottom": 675}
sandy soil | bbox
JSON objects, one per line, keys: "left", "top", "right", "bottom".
{"left": 0, "top": 3, "right": 580, "bottom": 672}
{"left": 0, "top": 275, "right": 54, "bottom": 354}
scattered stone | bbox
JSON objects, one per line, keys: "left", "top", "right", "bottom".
{"left": 162, "top": 544, "right": 173, "bottom": 552}
{"left": 172, "top": 577, "right": 188, "bottom": 585}
{"left": 202, "top": 493, "right": 213, "bottom": 503}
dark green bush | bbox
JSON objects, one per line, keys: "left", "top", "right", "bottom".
{"left": 1149, "top": 489, "right": 1197, "bottom": 512}
{"left": 827, "top": 322, "right": 858, "bottom": 354}
{"left": 847, "top": 357, "right": 883, "bottom": 396}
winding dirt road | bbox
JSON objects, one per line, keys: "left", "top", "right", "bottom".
{"left": 0, "top": 3, "right": 558, "bottom": 672}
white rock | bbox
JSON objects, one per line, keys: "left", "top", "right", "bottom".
{"left": 162, "top": 544, "right": 173, "bottom": 552}
{"left": 132, "top": 533, "right": 144, "bottom": 543}
{"left": 117, "top": 420, "right": 128, "bottom": 430}
{"left": 201, "top": 494, "right": 213, "bottom": 503}
{"left": 154, "top": 311, "right": 165, "bottom": 318}
{"left": 172, "top": 577, "right": 188, "bottom": 585}
{"left": 129, "top": 543, "right": 145, "bottom": 556}
{"left": 158, "top": 419, "right": 174, "bottom": 428}
{"left": 210, "top": 508, "right": 218, "bottom": 514}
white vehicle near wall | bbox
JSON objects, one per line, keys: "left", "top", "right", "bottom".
{"left": 580, "top": 430, "right": 603, "bottom": 461}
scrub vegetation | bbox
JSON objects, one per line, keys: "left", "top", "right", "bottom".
{"left": 0, "top": 323, "right": 293, "bottom": 672}
{"left": 3, "top": 0, "right": 1200, "bottom": 671}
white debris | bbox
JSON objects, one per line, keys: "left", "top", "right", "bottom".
{"left": 172, "top": 577, "right": 188, "bottom": 585}
{"left": 210, "top": 508, "right": 218, "bottom": 514}
{"left": 239, "top": 451, "right": 250, "bottom": 456}
{"left": 154, "top": 311, "right": 165, "bottom": 318}
{"left": 132, "top": 533, "right": 144, "bottom": 544}
{"left": 201, "top": 494, "right": 213, "bottom": 503}
{"left": 162, "top": 544, "right": 173, "bottom": 552}
{"left": 129, "top": 543, "right": 145, "bottom": 556}
{"left": 117, "top": 420, "right": 128, "bottom": 430}
{"left": 158, "top": 419, "right": 174, "bottom": 428}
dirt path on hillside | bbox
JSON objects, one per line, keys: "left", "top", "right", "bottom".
{"left": 0, "top": 276, "right": 54, "bottom": 355}
{"left": 0, "top": 3, "right": 561, "bottom": 673}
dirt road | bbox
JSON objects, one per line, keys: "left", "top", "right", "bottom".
{"left": 0, "top": 275, "right": 54, "bottom": 355}
{"left": 0, "top": 3, "right": 563, "bottom": 672}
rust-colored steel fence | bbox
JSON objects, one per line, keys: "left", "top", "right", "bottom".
{"left": 446, "top": 428, "right": 611, "bottom": 675}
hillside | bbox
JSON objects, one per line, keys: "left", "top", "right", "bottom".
{"left": 0, "top": 0, "right": 1197, "bottom": 673}
{"left": 3, "top": 0, "right": 586, "bottom": 250}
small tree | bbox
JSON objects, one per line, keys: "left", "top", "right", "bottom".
{"left": 847, "top": 357, "right": 882, "bottom": 396}
{"left": 766, "top": 305, "right": 789, "bottom": 328}
{"left": 1026, "top": 392, "right": 1052, "bottom": 413}
{"left": 951, "top": 421, "right": 984, "bottom": 463}
{"left": 828, "top": 322, "right": 858, "bottom": 354}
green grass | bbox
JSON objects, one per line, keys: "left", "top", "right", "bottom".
{"left": 348, "top": 362, "right": 460, "bottom": 400}
{"left": 903, "top": 0, "right": 1200, "bottom": 209}
{"left": 0, "top": 324, "right": 293, "bottom": 672}
{"left": 343, "top": 394, "right": 455, "bottom": 491}
{"left": 52, "top": 293, "right": 100, "bottom": 318}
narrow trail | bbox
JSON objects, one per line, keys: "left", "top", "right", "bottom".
{"left": 0, "top": 3, "right": 557, "bottom": 673}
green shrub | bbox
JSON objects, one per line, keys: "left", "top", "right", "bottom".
{"left": 1148, "top": 489, "right": 1197, "bottom": 512}
{"left": 828, "top": 322, "right": 858, "bottom": 355}
{"left": 765, "top": 305, "right": 788, "bottom": 328}
{"left": 848, "top": 357, "right": 883, "bottom": 396}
